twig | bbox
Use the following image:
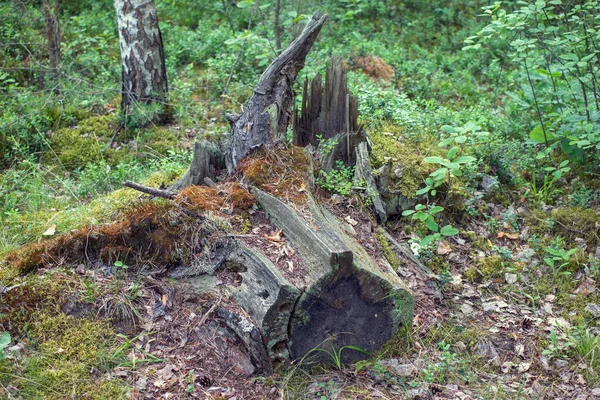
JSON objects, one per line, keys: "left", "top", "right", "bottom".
{"left": 123, "top": 180, "right": 177, "bottom": 199}
{"left": 381, "top": 228, "right": 432, "bottom": 275}
{"left": 198, "top": 296, "right": 222, "bottom": 327}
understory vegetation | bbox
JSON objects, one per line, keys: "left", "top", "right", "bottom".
{"left": 1, "top": 0, "right": 600, "bottom": 399}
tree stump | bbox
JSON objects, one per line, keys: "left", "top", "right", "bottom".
{"left": 225, "top": 12, "right": 328, "bottom": 173}
{"left": 210, "top": 189, "right": 414, "bottom": 367}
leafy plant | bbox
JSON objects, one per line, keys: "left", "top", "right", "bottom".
{"left": 317, "top": 160, "right": 355, "bottom": 196}
{"left": 543, "top": 245, "right": 577, "bottom": 274}
{"left": 402, "top": 204, "right": 459, "bottom": 246}
{"left": 528, "top": 160, "right": 570, "bottom": 203}
{"left": 307, "top": 345, "right": 370, "bottom": 370}
{"left": 0, "top": 332, "right": 11, "bottom": 360}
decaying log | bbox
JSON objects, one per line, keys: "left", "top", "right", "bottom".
{"left": 225, "top": 12, "right": 328, "bottom": 173}
{"left": 294, "top": 58, "right": 363, "bottom": 170}
{"left": 252, "top": 188, "right": 413, "bottom": 364}
{"left": 170, "top": 141, "right": 225, "bottom": 191}
{"left": 354, "top": 141, "right": 388, "bottom": 224}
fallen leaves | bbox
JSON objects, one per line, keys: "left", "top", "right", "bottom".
{"left": 264, "top": 229, "right": 283, "bottom": 242}
{"left": 497, "top": 231, "right": 519, "bottom": 240}
{"left": 42, "top": 224, "right": 56, "bottom": 236}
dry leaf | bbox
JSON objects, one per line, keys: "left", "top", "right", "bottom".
{"left": 437, "top": 240, "right": 452, "bottom": 255}
{"left": 161, "top": 294, "right": 168, "bottom": 306}
{"left": 345, "top": 216, "right": 358, "bottom": 226}
{"left": 42, "top": 224, "right": 56, "bottom": 236}
{"left": 264, "top": 229, "right": 283, "bottom": 242}
{"left": 574, "top": 278, "right": 596, "bottom": 295}
{"left": 497, "top": 231, "right": 519, "bottom": 240}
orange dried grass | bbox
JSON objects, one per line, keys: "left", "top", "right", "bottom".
{"left": 239, "top": 146, "right": 309, "bottom": 204}
{"left": 353, "top": 56, "right": 395, "bottom": 81}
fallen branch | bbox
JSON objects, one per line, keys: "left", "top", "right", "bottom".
{"left": 123, "top": 180, "right": 177, "bottom": 199}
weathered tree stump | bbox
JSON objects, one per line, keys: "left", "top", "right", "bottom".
{"left": 225, "top": 12, "right": 328, "bottom": 173}
{"left": 211, "top": 189, "right": 414, "bottom": 367}
{"left": 169, "top": 141, "right": 225, "bottom": 191}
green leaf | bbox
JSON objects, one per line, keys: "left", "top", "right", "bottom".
{"left": 440, "top": 225, "right": 459, "bottom": 236}
{"left": 420, "top": 234, "right": 439, "bottom": 246}
{"left": 529, "top": 126, "right": 556, "bottom": 142}
{"left": 0, "top": 332, "right": 10, "bottom": 350}
{"left": 415, "top": 187, "right": 430, "bottom": 196}
{"left": 455, "top": 135, "right": 467, "bottom": 144}
{"left": 447, "top": 147, "right": 458, "bottom": 159}
{"left": 402, "top": 210, "right": 415, "bottom": 216}
{"left": 429, "top": 206, "right": 444, "bottom": 214}
{"left": 423, "top": 156, "right": 448, "bottom": 165}
{"left": 425, "top": 218, "right": 439, "bottom": 232}
{"left": 237, "top": 0, "right": 255, "bottom": 8}
{"left": 453, "top": 156, "right": 477, "bottom": 164}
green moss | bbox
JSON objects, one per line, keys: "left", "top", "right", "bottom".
{"left": 18, "top": 312, "right": 127, "bottom": 399}
{"left": 551, "top": 207, "right": 600, "bottom": 248}
{"left": 369, "top": 125, "right": 435, "bottom": 198}
{"left": 375, "top": 228, "right": 400, "bottom": 268}
{"left": 463, "top": 267, "right": 479, "bottom": 282}
{"left": 478, "top": 256, "right": 504, "bottom": 279}
{"left": 462, "top": 231, "right": 488, "bottom": 251}
{"left": 49, "top": 115, "right": 117, "bottom": 170}
{"left": 140, "top": 126, "right": 179, "bottom": 155}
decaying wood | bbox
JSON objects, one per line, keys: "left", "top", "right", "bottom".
{"left": 252, "top": 188, "right": 413, "bottom": 364}
{"left": 293, "top": 58, "right": 363, "bottom": 169}
{"left": 170, "top": 141, "right": 225, "bottom": 191}
{"left": 354, "top": 141, "right": 387, "bottom": 224}
{"left": 225, "top": 12, "right": 328, "bottom": 173}
{"left": 380, "top": 228, "right": 431, "bottom": 275}
{"left": 123, "top": 180, "right": 176, "bottom": 199}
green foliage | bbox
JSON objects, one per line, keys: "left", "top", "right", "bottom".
{"left": 317, "top": 160, "right": 355, "bottom": 196}
{"left": 0, "top": 332, "right": 10, "bottom": 361}
{"left": 465, "top": 0, "right": 600, "bottom": 166}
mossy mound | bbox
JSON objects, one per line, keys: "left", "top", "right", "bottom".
{"left": 140, "top": 126, "right": 179, "bottom": 155}
{"left": 551, "top": 207, "right": 600, "bottom": 248}
{"left": 49, "top": 115, "right": 118, "bottom": 171}
{"left": 527, "top": 206, "right": 600, "bottom": 248}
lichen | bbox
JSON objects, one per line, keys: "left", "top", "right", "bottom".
{"left": 375, "top": 228, "right": 400, "bottom": 268}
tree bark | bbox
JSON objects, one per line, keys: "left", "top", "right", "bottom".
{"left": 225, "top": 12, "right": 328, "bottom": 173}
{"left": 209, "top": 189, "right": 414, "bottom": 367}
{"left": 114, "top": 0, "right": 170, "bottom": 121}
{"left": 42, "top": 0, "right": 61, "bottom": 93}
{"left": 274, "top": 0, "right": 282, "bottom": 51}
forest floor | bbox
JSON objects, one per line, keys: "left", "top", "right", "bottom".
{"left": 1, "top": 136, "right": 600, "bottom": 400}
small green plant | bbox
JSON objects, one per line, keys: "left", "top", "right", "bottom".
{"left": 402, "top": 204, "right": 459, "bottom": 246}
{"left": 307, "top": 345, "right": 370, "bottom": 370}
{"left": 528, "top": 160, "right": 570, "bottom": 203}
{"left": 185, "top": 369, "right": 196, "bottom": 393}
{"left": 108, "top": 333, "right": 164, "bottom": 369}
{"left": 317, "top": 134, "right": 339, "bottom": 157}
{"left": 0, "top": 331, "right": 11, "bottom": 360}
{"left": 543, "top": 245, "right": 577, "bottom": 275}
{"left": 317, "top": 160, "right": 355, "bottom": 196}
{"left": 422, "top": 341, "right": 458, "bottom": 383}
{"left": 542, "top": 330, "right": 569, "bottom": 360}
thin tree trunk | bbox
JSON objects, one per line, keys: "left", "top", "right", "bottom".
{"left": 42, "top": 0, "right": 61, "bottom": 93}
{"left": 114, "top": 0, "right": 170, "bottom": 121}
{"left": 274, "top": 0, "right": 282, "bottom": 51}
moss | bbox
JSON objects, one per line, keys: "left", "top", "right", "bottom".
{"left": 375, "top": 228, "right": 400, "bottom": 268}
{"left": 478, "top": 256, "right": 504, "bottom": 279}
{"left": 462, "top": 231, "right": 489, "bottom": 251}
{"left": 551, "top": 207, "right": 600, "bottom": 248}
{"left": 141, "top": 126, "right": 179, "bottom": 155}
{"left": 463, "top": 267, "right": 479, "bottom": 282}
{"left": 369, "top": 126, "right": 433, "bottom": 198}
{"left": 17, "top": 312, "right": 127, "bottom": 399}
{"left": 49, "top": 115, "right": 117, "bottom": 170}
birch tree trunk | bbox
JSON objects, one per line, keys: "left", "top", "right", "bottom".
{"left": 114, "top": 0, "right": 170, "bottom": 121}
{"left": 42, "top": 0, "right": 61, "bottom": 93}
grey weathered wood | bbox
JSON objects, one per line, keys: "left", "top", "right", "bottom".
{"left": 170, "top": 141, "right": 225, "bottom": 191}
{"left": 354, "top": 142, "right": 388, "bottom": 224}
{"left": 225, "top": 12, "right": 328, "bottom": 173}
{"left": 253, "top": 188, "right": 414, "bottom": 364}
{"left": 223, "top": 242, "right": 301, "bottom": 367}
